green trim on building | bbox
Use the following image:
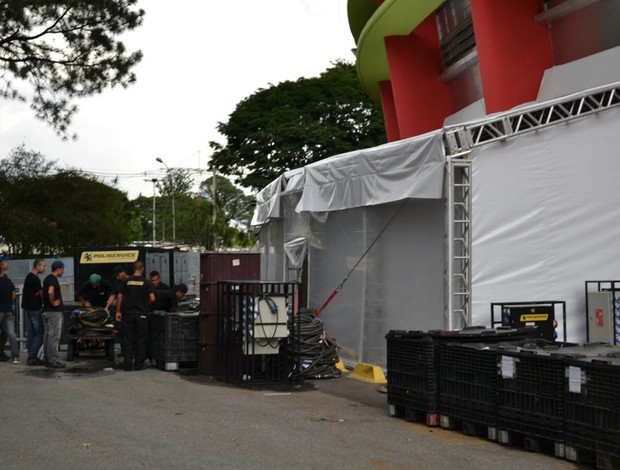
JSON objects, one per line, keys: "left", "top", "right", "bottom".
{"left": 347, "top": 0, "right": 379, "bottom": 44}
{"left": 350, "top": 0, "right": 444, "bottom": 103}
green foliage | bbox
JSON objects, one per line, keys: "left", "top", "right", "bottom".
{"left": 130, "top": 175, "right": 256, "bottom": 250}
{"left": 0, "top": 146, "right": 133, "bottom": 256}
{"left": 198, "top": 175, "right": 256, "bottom": 249}
{"left": 156, "top": 167, "right": 193, "bottom": 196}
{"left": 199, "top": 175, "right": 255, "bottom": 228}
{"left": 1, "top": 144, "right": 57, "bottom": 179}
{"left": 0, "top": 0, "right": 144, "bottom": 137}
{"left": 210, "top": 61, "right": 386, "bottom": 191}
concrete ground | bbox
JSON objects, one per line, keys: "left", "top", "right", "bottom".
{"left": 0, "top": 349, "right": 589, "bottom": 470}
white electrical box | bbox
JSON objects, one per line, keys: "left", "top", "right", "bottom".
{"left": 587, "top": 291, "right": 619, "bottom": 344}
{"left": 242, "top": 295, "right": 288, "bottom": 355}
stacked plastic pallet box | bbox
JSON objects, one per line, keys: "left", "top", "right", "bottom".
{"left": 439, "top": 341, "right": 505, "bottom": 438}
{"left": 563, "top": 347, "right": 620, "bottom": 468}
{"left": 495, "top": 341, "right": 577, "bottom": 453}
{"left": 386, "top": 327, "right": 533, "bottom": 426}
{"left": 150, "top": 311, "right": 199, "bottom": 370}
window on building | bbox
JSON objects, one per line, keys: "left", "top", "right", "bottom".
{"left": 435, "top": 0, "right": 475, "bottom": 69}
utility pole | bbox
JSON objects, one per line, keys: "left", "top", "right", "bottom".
{"left": 156, "top": 157, "right": 176, "bottom": 244}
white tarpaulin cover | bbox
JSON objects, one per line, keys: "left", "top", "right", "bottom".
{"left": 251, "top": 168, "right": 305, "bottom": 227}
{"left": 296, "top": 130, "right": 445, "bottom": 212}
{"left": 470, "top": 106, "right": 620, "bottom": 342}
{"left": 251, "top": 175, "right": 283, "bottom": 227}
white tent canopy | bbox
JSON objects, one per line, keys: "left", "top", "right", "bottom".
{"left": 252, "top": 130, "right": 445, "bottom": 227}
{"left": 297, "top": 130, "right": 445, "bottom": 212}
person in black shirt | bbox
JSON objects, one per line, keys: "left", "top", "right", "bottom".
{"left": 21, "top": 258, "right": 47, "bottom": 365}
{"left": 116, "top": 261, "right": 155, "bottom": 371}
{"left": 111, "top": 265, "right": 129, "bottom": 356}
{"left": 0, "top": 261, "right": 18, "bottom": 363}
{"left": 151, "top": 283, "right": 188, "bottom": 313}
{"left": 42, "top": 260, "right": 66, "bottom": 369}
{"left": 76, "top": 273, "right": 114, "bottom": 309}
{"left": 149, "top": 271, "right": 170, "bottom": 291}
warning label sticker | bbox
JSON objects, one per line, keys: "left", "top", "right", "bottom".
{"left": 519, "top": 314, "right": 549, "bottom": 322}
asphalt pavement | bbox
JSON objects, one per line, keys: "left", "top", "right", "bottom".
{"left": 0, "top": 349, "right": 589, "bottom": 470}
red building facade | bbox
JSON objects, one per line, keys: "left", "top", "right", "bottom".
{"left": 349, "top": 0, "right": 620, "bottom": 141}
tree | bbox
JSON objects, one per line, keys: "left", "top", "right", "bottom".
{"left": 209, "top": 61, "right": 386, "bottom": 191}
{"left": 199, "top": 175, "right": 255, "bottom": 249}
{"left": 156, "top": 167, "right": 193, "bottom": 196}
{"left": 199, "top": 175, "right": 255, "bottom": 229}
{"left": 0, "top": 146, "right": 133, "bottom": 256}
{"left": 0, "top": 0, "right": 144, "bottom": 137}
{"left": 0, "top": 144, "right": 57, "bottom": 179}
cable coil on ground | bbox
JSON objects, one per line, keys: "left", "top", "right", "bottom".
{"left": 290, "top": 309, "right": 341, "bottom": 380}
{"left": 67, "top": 307, "right": 113, "bottom": 336}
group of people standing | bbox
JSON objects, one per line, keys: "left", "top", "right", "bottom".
{"left": 0, "top": 258, "right": 66, "bottom": 367}
{"left": 0, "top": 258, "right": 188, "bottom": 371}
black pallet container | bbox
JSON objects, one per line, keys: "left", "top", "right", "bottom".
{"left": 564, "top": 353, "right": 620, "bottom": 459}
{"left": 496, "top": 341, "right": 579, "bottom": 443}
{"left": 439, "top": 342, "right": 505, "bottom": 428}
{"left": 150, "top": 311, "right": 199, "bottom": 341}
{"left": 149, "top": 312, "right": 199, "bottom": 369}
{"left": 386, "top": 327, "right": 534, "bottom": 422}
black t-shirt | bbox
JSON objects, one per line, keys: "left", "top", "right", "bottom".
{"left": 119, "top": 275, "right": 153, "bottom": 315}
{"left": 77, "top": 279, "right": 113, "bottom": 307}
{"left": 112, "top": 279, "right": 123, "bottom": 296}
{"left": 151, "top": 289, "right": 178, "bottom": 312}
{"left": 0, "top": 275, "right": 15, "bottom": 312}
{"left": 153, "top": 282, "right": 170, "bottom": 291}
{"left": 43, "top": 274, "right": 63, "bottom": 311}
{"left": 22, "top": 272, "right": 43, "bottom": 310}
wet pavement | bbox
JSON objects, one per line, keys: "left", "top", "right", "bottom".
{"left": 0, "top": 349, "right": 589, "bottom": 470}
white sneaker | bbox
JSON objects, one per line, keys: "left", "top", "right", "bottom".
{"left": 12, "top": 357, "right": 20, "bottom": 364}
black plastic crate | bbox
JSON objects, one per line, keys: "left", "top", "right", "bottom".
{"left": 496, "top": 341, "right": 579, "bottom": 442}
{"left": 387, "top": 333, "right": 438, "bottom": 413}
{"left": 152, "top": 343, "right": 199, "bottom": 363}
{"left": 386, "top": 327, "right": 535, "bottom": 415}
{"left": 150, "top": 312, "right": 199, "bottom": 341}
{"left": 564, "top": 354, "right": 620, "bottom": 458}
{"left": 439, "top": 342, "right": 504, "bottom": 426}
{"left": 151, "top": 336, "right": 197, "bottom": 351}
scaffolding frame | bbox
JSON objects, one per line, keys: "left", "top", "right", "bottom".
{"left": 443, "top": 82, "right": 620, "bottom": 329}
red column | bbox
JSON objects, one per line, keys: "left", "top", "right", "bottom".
{"left": 379, "top": 81, "right": 400, "bottom": 142}
{"left": 470, "top": 0, "right": 554, "bottom": 114}
{"left": 384, "top": 15, "right": 453, "bottom": 139}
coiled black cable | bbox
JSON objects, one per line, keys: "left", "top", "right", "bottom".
{"left": 67, "top": 307, "right": 113, "bottom": 336}
{"left": 290, "top": 309, "right": 341, "bottom": 379}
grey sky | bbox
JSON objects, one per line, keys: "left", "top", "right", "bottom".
{"left": 0, "top": 0, "right": 354, "bottom": 198}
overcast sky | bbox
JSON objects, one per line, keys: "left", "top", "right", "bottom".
{"left": 0, "top": 0, "right": 355, "bottom": 199}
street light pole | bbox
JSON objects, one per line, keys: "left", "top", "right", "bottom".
{"left": 156, "top": 157, "right": 176, "bottom": 244}
{"left": 150, "top": 178, "right": 158, "bottom": 245}
{"left": 143, "top": 178, "right": 158, "bottom": 245}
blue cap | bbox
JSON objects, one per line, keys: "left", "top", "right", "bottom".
{"left": 51, "top": 260, "right": 64, "bottom": 270}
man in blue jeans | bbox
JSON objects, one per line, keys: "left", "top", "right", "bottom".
{"left": 22, "top": 258, "right": 47, "bottom": 366}
{"left": 0, "top": 260, "right": 19, "bottom": 364}
{"left": 42, "top": 260, "right": 66, "bottom": 369}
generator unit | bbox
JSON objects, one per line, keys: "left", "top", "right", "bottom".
{"left": 491, "top": 301, "right": 566, "bottom": 341}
